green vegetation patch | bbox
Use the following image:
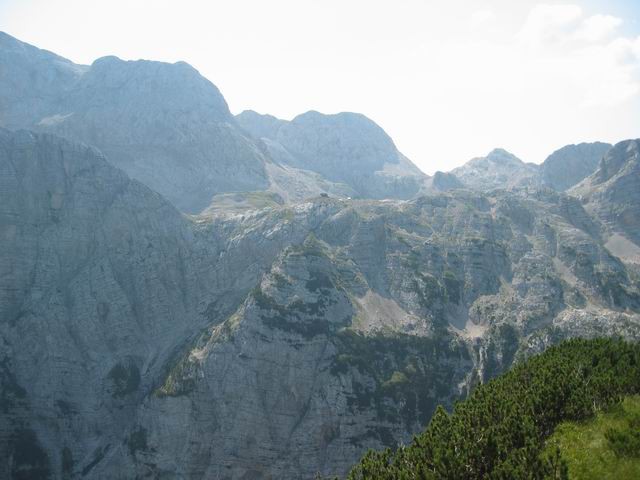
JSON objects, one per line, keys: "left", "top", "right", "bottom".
{"left": 347, "top": 338, "right": 640, "bottom": 479}
{"left": 546, "top": 395, "right": 640, "bottom": 480}
{"left": 107, "top": 360, "right": 140, "bottom": 398}
{"left": 331, "top": 329, "right": 469, "bottom": 435}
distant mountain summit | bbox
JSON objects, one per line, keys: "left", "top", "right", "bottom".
{"left": 0, "top": 32, "right": 433, "bottom": 212}
{"left": 0, "top": 31, "right": 86, "bottom": 128}
{"left": 451, "top": 148, "right": 538, "bottom": 191}
{"left": 1, "top": 30, "right": 639, "bottom": 480}
{"left": 452, "top": 143, "right": 610, "bottom": 193}
{"left": 236, "top": 109, "right": 428, "bottom": 199}
{"left": 0, "top": 33, "right": 271, "bottom": 212}
{"left": 540, "top": 142, "right": 611, "bottom": 191}
{"left": 572, "top": 139, "right": 640, "bottom": 247}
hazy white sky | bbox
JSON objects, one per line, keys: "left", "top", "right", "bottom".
{"left": 1, "top": 0, "right": 639, "bottom": 173}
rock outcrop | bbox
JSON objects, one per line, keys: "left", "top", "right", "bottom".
{"left": 571, "top": 139, "right": 640, "bottom": 249}
{"left": 451, "top": 148, "right": 539, "bottom": 192}
{"left": 0, "top": 33, "right": 273, "bottom": 213}
{"left": 0, "top": 33, "right": 431, "bottom": 213}
{"left": 540, "top": 142, "right": 611, "bottom": 191}
{"left": 2, "top": 129, "right": 639, "bottom": 479}
{"left": 237, "top": 110, "right": 429, "bottom": 199}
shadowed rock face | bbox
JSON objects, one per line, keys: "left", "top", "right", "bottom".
{"left": 541, "top": 142, "right": 611, "bottom": 192}
{"left": 2, "top": 129, "right": 639, "bottom": 479}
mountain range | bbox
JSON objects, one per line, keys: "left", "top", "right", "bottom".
{"left": 0, "top": 31, "right": 638, "bottom": 479}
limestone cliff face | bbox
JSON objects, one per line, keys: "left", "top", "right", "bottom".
{"left": 0, "top": 33, "right": 429, "bottom": 213}
{"left": 2, "top": 130, "right": 639, "bottom": 479}
{"left": 451, "top": 148, "right": 539, "bottom": 192}
{"left": 540, "top": 142, "right": 611, "bottom": 192}
{"left": 571, "top": 140, "right": 640, "bottom": 246}
{"left": 237, "top": 110, "right": 429, "bottom": 200}
{"left": 452, "top": 144, "right": 610, "bottom": 193}
{"left": 0, "top": 32, "right": 86, "bottom": 129}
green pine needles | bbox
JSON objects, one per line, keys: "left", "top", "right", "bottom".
{"left": 347, "top": 338, "right": 640, "bottom": 479}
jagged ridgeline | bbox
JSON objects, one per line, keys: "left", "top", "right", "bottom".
{"left": 2, "top": 30, "right": 640, "bottom": 480}
{"left": 346, "top": 338, "right": 640, "bottom": 479}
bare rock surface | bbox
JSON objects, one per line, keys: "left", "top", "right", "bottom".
{"left": 2, "top": 130, "right": 639, "bottom": 479}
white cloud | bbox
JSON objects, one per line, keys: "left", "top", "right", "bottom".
{"left": 470, "top": 10, "right": 496, "bottom": 27}
{"left": 514, "top": 4, "right": 639, "bottom": 108}
{"left": 517, "top": 4, "right": 583, "bottom": 48}
{"left": 575, "top": 14, "right": 622, "bottom": 43}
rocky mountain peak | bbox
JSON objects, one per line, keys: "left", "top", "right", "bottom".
{"left": 540, "top": 142, "right": 611, "bottom": 191}
{"left": 0, "top": 31, "right": 86, "bottom": 128}
{"left": 485, "top": 148, "right": 523, "bottom": 164}
{"left": 451, "top": 148, "right": 538, "bottom": 191}
{"left": 595, "top": 139, "right": 639, "bottom": 184}
{"left": 78, "top": 55, "right": 231, "bottom": 122}
{"left": 235, "top": 109, "right": 287, "bottom": 140}
{"left": 570, "top": 139, "right": 640, "bottom": 247}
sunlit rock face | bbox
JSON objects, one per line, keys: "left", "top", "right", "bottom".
{"left": 0, "top": 33, "right": 272, "bottom": 214}
{"left": 0, "top": 33, "right": 429, "bottom": 215}
{"left": 2, "top": 128, "right": 639, "bottom": 479}
{"left": 451, "top": 148, "right": 539, "bottom": 192}
{"left": 2, "top": 30, "right": 640, "bottom": 480}
{"left": 237, "top": 109, "right": 429, "bottom": 200}
{"left": 572, "top": 139, "right": 640, "bottom": 247}
{"left": 452, "top": 143, "right": 610, "bottom": 194}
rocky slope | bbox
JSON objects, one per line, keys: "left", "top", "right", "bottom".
{"left": 0, "top": 33, "right": 273, "bottom": 213}
{"left": 237, "top": 110, "right": 429, "bottom": 199}
{"left": 2, "top": 128, "right": 639, "bottom": 479}
{"left": 452, "top": 143, "right": 609, "bottom": 193}
{"left": 0, "top": 32, "right": 432, "bottom": 213}
{"left": 0, "top": 32, "right": 86, "bottom": 129}
{"left": 572, "top": 139, "right": 640, "bottom": 256}
{"left": 451, "top": 148, "right": 539, "bottom": 192}
{"left": 540, "top": 142, "right": 611, "bottom": 192}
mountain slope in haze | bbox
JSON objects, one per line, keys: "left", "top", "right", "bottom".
{"left": 0, "top": 32, "right": 431, "bottom": 213}
{"left": 0, "top": 32, "right": 273, "bottom": 213}
{"left": 237, "top": 109, "right": 429, "bottom": 199}
{"left": 540, "top": 142, "right": 612, "bottom": 192}
{"left": 2, "top": 129, "right": 639, "bottom": 479}
{"left": 0, "top": 31, "right": 87, "bottom": 129}
{"left": 452, "top": 143, "right": 609, "bottom": 193}
{"left": 451, "top": 148, "right": 539, "bottom": 192}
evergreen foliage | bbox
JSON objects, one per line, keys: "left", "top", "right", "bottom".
{"left": 347, "top": 338, "right": 640, "bottom": 479}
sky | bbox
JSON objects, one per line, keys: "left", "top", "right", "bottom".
{"left": 1, "top": 0, "right": 639, "bottom": 174}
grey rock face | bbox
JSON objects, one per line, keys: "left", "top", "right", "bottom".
{"left": 0, "top": 33, "right": 272, "bottom": 213}
{"left": 571, "top": 139, "right": 640, "bottom": 246}
{"left": 453, "top": 143, "right": 611, "bottom": 194}
{"left": 451, "top": 148, "right": 539, "bottom": 192}
{"left": 0, "top": 32, "right": 86, "bottom": 129}
{"left": 422, "top": 171, "right": 464, "bottom": 193}
{"left": 236, "top": 110, "right": 429, "bottom": 200}
{"left": 2, "top": 31, "right": 640, "bottom": 480}
{"left": 2, "top": 131, "right": 639, "bottom": 479}
{"left": 0, "top": 33, "right": 430, "bottom": 213}
{"left": 540, "top": 142, "right": 611, "bottom": 191}
{"left": 236, "top": 109, "right": 288, "bottom": 141}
